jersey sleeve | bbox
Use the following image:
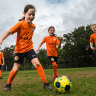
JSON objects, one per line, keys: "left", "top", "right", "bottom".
{"left": 9, "top": 21, "right": 22, "bottom": 34}
{"left": 32, "top": 23, "right": 36, "bottom": 29}
{"left": 90, "top": 35, "right": 94, "bottom": 42}
{"left": 42, "top": 37, "right": 46, "bottom": 43}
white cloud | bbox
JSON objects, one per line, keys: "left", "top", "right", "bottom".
{"left": 0, "top": 0, "right": 96, "bottom": 50}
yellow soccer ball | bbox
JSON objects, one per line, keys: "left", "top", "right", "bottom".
{"left": 54, "top": 76, "right": 72, "bottom": 93}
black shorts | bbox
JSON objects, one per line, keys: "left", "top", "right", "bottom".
{"left": 0, "top": 65, "right": 2, "bottom": 70}
{"left": 14, "top": 49, "right": 37, "bottom": 64}
{"left": 48, "top": 56, "right": 57, "bottom": 63}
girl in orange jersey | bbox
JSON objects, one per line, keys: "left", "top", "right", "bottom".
{"left": 90, "top": 24, "right": 96, "bottom": 50}
{"left": 0, "top": 4, "right": 52, "bottom": 91}
{"left": 0, "top": 47, "right": 5, "bottom": 79}
{"left": 36, "top": 26, "right": 63, "bottom": 79}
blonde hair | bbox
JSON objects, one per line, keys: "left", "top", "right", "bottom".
{"left": 90, "top": 24, "right": 96, "bottom": 29}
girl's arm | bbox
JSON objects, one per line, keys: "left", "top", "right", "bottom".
{"left": 90, "top": 42, "right": 96, "bottom": 50}
{"left": 0, "top": 30, "right": 11, "bottom": 45}
{"left": 2, "top": 56, "right": 5, "bottom": 65}
{"left": 58, "top": 37, "right": 63, "bottom": 48}
{"left": 36, "top": 42, "right": 44, "bottom": 52}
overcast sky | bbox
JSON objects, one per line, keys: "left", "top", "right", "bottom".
{"left": 0, "top": 0, "right": 96, "bottom": 50}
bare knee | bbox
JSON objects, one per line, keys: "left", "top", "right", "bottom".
{"left": 51, "top": 58, "right": 55, "bottom": 62}
{"left": 36, "top": 64, "right": 40, "bottom": 67}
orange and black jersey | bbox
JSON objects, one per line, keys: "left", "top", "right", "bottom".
{"left": 42, "top": 36, "right": 60, "bottom": 57}
{"left": 10, "top": 20, "right": 36, "bottom": 53}
{"left": 90, "top": 33, "right": 96, "bottom": 47}
{"left": 0, "top": 51, "right": 4, "bottom": 65}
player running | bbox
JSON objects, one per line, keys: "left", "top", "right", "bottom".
{"left": 36, "top": 26, "right": 63, "bottom": 79}
{"left": 0, "top": 4, "right": 52, "bottom": 91}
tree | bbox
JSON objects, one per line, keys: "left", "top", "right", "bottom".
{"left": 2, "top": 45, "right": 14, "bottom": 71}
{"left": 38, "top": 49, "right": 50, "bottom": 69}
{"left": 62, "top": 25, "right": 95, "bottom": 68}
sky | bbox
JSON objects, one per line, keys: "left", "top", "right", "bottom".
{"left": 0, "top": 0, "right": 96, "bottom": 50}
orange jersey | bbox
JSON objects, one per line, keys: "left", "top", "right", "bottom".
{"left": 0, "top": 51, "right": 4, "bottom": 65}
{"left": 42, "top": 36, "right": 60, "bottom": 57}
{"left": 10, "top": 20, "right": 36, "bottom": 53}
{"left": 90, "top": 33, "right": 96, "bottom": 47}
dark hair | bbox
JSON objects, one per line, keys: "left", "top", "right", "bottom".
{"left": 19, "top": 4, "right": 36, "bottom": 21}
{"left": 48, "top": 26, "right": 57, "bottom": 36}
{"left": 48, "top": 26, "right": 55, "bottom": 31}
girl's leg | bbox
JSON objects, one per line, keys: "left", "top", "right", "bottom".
{"left": 49, "top": 57, "right": 58, "bottom": 79}
{"left": 7, "top": 63, "right": 21, "bottom": 84}
{"left": 31, "top": 58, "right": 47, "bottom": 83}
{"left": 31, "top": 58, "right": 52, "bottom": 90}
{"left": 52, "top": 61, "right": 58, "bottom": 78}
{"left": 7, "top": 52, "right": 24, "bottom": 85}
{"left": 0, "top": 69, "right": 1, "bottom": 78}
{"left": 4, "top": 63, "right": 21, "bottom": 91}
{"left": 0, "top": 65, "right": 2, "bottom": 78}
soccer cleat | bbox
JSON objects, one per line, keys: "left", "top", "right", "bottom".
{"left": 4, "top": 84, "right": 11, "bottom": 91}
{"left": 53, "top": 75, "right": 58, "bottom": 80}
{"left": 44, "top": 82, "right": 52, "bottom": 90}
{"left": 0, "top": 77, "right": 3, "bottom": 79}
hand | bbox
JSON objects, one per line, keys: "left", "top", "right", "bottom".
{"left": 35, "top": 49, "right": 40, "bottom": 54}
{"left": 0, "top": 39, "right": 3, "bottom": 45}
{"left": 2, "top": 63, "right": 5, "bottom": 66}
{"left": 91, "top": 47, "right": 96, "bottom": 50}
{"left": 60, "top": 37, "right": 63, "bottom": 42}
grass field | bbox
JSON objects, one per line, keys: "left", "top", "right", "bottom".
{"left": 0, "top": 67, "right": 96, "bottom": 96}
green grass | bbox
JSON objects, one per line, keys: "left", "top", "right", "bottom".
{"left": 0, "top": 67, "right": 96, "bottom": 96}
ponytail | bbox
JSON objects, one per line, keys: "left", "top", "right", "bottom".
{"left": 19, "top": 17, "right": 25, "bottom": 21}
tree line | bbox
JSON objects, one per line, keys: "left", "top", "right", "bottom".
{"left": 2, "top": 25, "right": 96, "bottom": 71}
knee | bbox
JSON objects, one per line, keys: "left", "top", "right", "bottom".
{"left": 14, "top": 56, "right": 20, "bottom": 62}
{"left": 51, "top": 58, "right": 55, "bottom": 62}
{"left": 12, "top": 67, "right": 19, "bottom": 72}
{"left": 36, "top": 64, "right": 40, "bottom": 67}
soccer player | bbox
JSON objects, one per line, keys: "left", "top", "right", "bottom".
{"left": 90, "top": 24, "right": 96, "bottom": 50}
{"left": 0, "top": 47, "right": 5, "bottom": 79}
{"left": 36, "top": 26, "right": 63, "bottom": 79}
{"left": 0, "top": 4, "right": 52, "bottom": 90}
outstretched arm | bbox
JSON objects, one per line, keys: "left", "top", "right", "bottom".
{"left": 90, "top": 42, "right": 96, "bottom": 50}
{"left": 36, "top": 42, "right": 44, "bottom": 53}
{"left": 0, "top": 30, "right": 11, "bottom": 45}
